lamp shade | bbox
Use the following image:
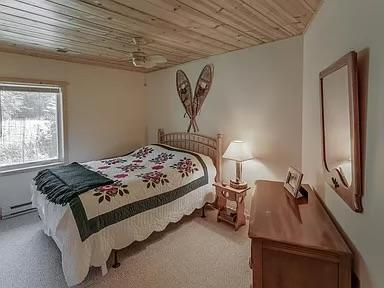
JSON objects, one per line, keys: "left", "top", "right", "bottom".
{"left": 223, "top": 140, "right": 253, "bottom": 162}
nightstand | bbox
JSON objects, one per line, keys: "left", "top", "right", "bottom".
{"left": 213, "top": 183, "right": 250, "bottom": 231}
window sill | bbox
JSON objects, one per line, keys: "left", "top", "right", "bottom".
{"left": 0, "top": 161, "right": 65, "bottom": 177}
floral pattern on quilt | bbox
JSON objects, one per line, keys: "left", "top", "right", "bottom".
{"left": 97, "top": 165, "right": 110, "bottom": 170}
{"left": 131, "top": 146, "right": 154, "bottom": 159}
{"left": 100, "top": 158, "right": 127, "bottom": 166}
{"left": 78, "top": 145, "right": 207, "bottom": 210}
{"left": 113, "top": 173, "right": 129, "bottom": 179}
{"left": 171, "top": 157, "right": 199, "bottom": 178}
{"left": 149, "top": 152, "right": 175, "bottom": 164}
{"left": 118, "top": 163, "right": 146, "bottom": 173}
{"left": 93, "top": 180, "right": 129, "bottom": 203}
{"left": 137, "top": 171, "right": 169, "bottom": 188}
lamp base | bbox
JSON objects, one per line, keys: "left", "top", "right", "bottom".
{"left": 230, "top": 180, "right": 248, "bottom": 190}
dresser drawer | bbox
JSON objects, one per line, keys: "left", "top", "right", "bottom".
{"left": 263, "top": 247, "right": 338, "bottom": 288}
{"left": 251, "top": 239, "right": 349, "bottom": 288}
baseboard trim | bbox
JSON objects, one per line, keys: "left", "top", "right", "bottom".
{"left": 10, "top": 201, "right": 32, "bottom": 210}
{"left": 2, "top": 207, "right": 37, "bottom": 220}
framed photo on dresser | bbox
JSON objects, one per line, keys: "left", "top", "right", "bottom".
{"left": 284, "top": 166, "right": 303, "bottom": 198}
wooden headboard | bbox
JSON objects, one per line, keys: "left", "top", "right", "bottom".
{"left": 158, "top": 129, "right": 223, "bottom": 182}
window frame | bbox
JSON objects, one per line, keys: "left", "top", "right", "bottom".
{"left": 0, "top": 78, "right": 67, "bottom": 175}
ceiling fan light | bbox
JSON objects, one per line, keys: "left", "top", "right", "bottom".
{"left": 132, "top": 57, "right": 145, "bottom": 67}
{"left": 132, "top": 57, "right": 156, "bottom": 69}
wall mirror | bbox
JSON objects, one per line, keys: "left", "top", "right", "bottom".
{"left": 320, "top": 51, "right": 363, "bottom": 212}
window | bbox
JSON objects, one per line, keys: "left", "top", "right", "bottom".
{"left": 0, "top": 82, "right": 64, "bottom": 173}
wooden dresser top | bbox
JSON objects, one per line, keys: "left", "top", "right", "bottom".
{"left": 249, "top": 180, "right": 351, "bottom": 255}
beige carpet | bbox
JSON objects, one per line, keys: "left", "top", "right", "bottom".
{"left": 0, "top": 208, "right": 251, "bottom": 288}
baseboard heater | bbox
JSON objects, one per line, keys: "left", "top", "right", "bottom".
{"left": 1, "top": 202, "right": 36, "bottom": 220}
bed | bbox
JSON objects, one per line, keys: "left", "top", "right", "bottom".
{"left": 31, "top": 129, "right": 223, "bottom": 286}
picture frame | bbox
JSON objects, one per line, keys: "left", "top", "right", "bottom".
{"left": 284, "top": 166, "right": 303, "bottom": 198}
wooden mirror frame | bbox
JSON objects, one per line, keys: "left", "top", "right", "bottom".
{"left": 319, "top": 51, "right": 363, "bottom": 212}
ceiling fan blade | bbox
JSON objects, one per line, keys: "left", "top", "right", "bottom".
{"left": 132, "top": 58, "right": 156, "bottom": 68}
{"left": 147, "top": 55, "right": 167, "bottom": 64}
{"left": 142, "top": 61, "right": 157, "bottom": 69}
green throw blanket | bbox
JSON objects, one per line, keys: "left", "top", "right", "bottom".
{"left": 34, "top": 162, "right": 113, "bottom": 205}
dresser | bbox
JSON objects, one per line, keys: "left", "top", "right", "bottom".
{"left": 249, "top": 180, "right": 352, "bottom": 288}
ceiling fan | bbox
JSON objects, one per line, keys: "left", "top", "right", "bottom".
{"left": 128, "top": 37, "right": 167, "bottom": 69}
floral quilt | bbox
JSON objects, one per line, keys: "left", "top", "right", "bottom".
{"left": 69, "top": 144, "right": 209, "bottom": 241}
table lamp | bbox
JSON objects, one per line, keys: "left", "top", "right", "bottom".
{"left": 223, "top": 140, "right": 253, "bottom": 189}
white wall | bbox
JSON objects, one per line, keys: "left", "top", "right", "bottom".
{"left": 0, "top": 52, "right": 147, "bottom": 215}
{"left": 146, "top": 36, "right": 303, "bottom": 212}
{"left": 302, "top": 1, "right": 384, "bottom": 287}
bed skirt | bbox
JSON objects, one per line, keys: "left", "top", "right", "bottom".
{"left": 31, "top": 183, "right": 215, "bottom": 286}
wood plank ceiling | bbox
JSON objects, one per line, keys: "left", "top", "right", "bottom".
{"left": 0, "top": 0, "right": 322, "bottom": 72}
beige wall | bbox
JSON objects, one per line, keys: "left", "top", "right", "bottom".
{"left": 146, "top": 36, "right": 303, "bottom": 212}
{"left": 0, "top": 3, "right": 381, "bottom": 284}
{"left": 0, "top": 52, "right": 146, "bottom": 215}
{"left": 302, "top": 0, "right": 384, "bottom": 287}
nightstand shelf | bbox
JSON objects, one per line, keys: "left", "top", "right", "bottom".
{"left": 213, "top": 183, "right": 250, "bottom": 231}
{"left": 218, "top": 207, "right": 237, "bottom": 223}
